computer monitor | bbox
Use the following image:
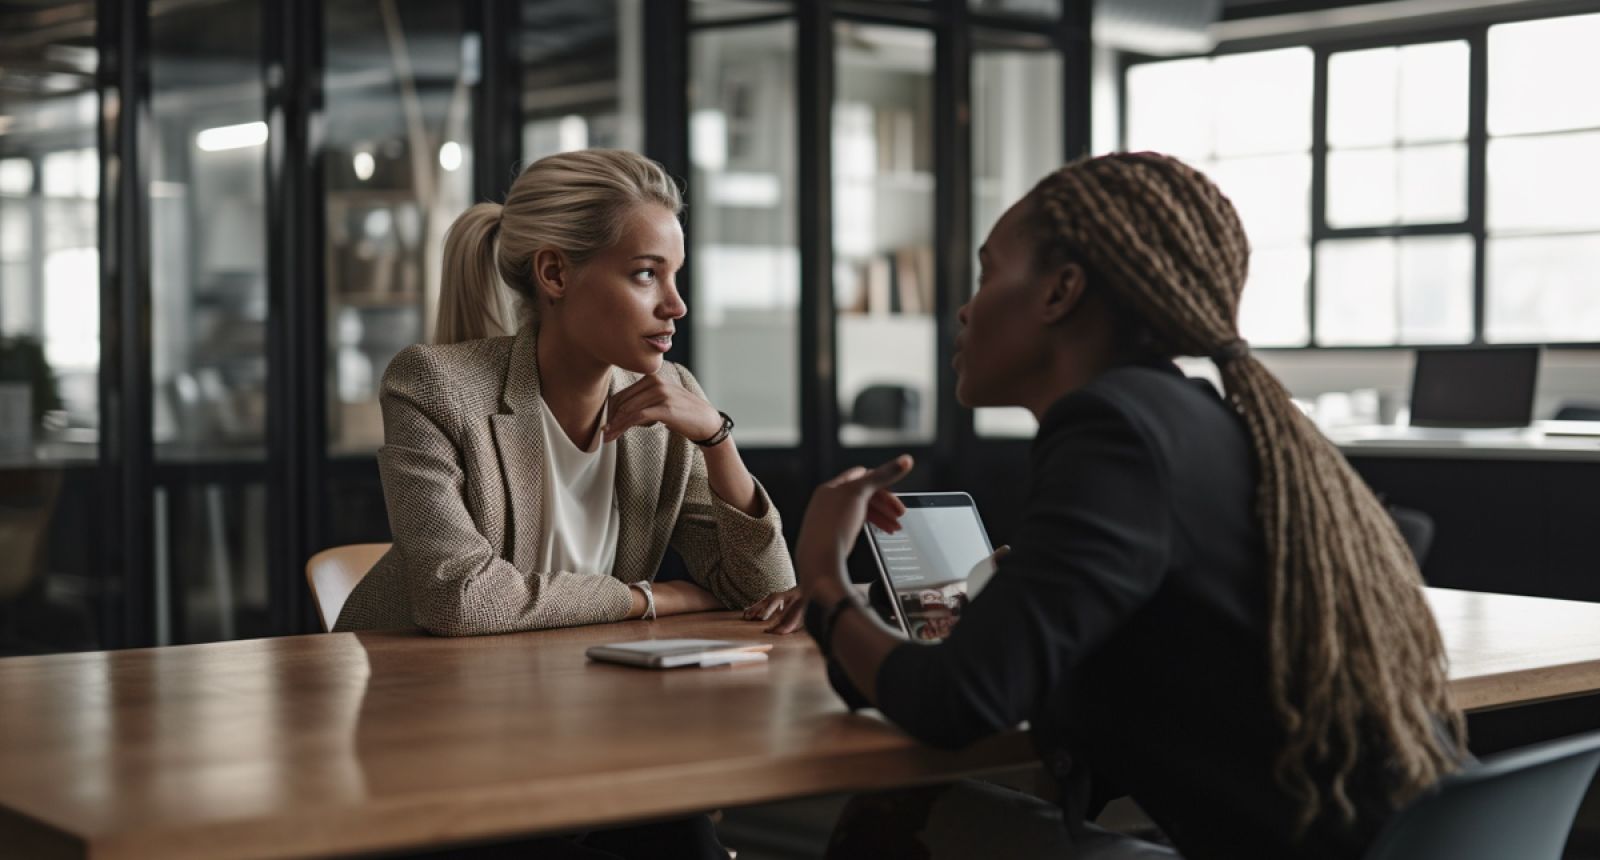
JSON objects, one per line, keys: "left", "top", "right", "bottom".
{"left": 1409, "top": 346, "right": 1541, "bottom": 428}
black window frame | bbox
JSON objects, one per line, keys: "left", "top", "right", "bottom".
{"left": 1120, "top": 7, "right": 1600, "bottom": 352}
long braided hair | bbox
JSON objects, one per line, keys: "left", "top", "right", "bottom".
{"left": 1027, "top": 152, "right": 1464, "bottom": 832}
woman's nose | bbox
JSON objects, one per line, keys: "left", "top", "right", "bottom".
{"left": 659, "top": 283, "right": 687, "bottom": 319}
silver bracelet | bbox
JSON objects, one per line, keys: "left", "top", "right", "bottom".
{"left": 633, "top": 581, "right": 657, "bottom": 620}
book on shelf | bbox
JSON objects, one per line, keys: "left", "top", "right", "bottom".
{"left": 843, "top": 245, "right": 935, "bottom": 316}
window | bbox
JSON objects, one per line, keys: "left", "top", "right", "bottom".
{"left": 972, "top": 35, "right": 1062, "bottom": 438}
{"left": 689, "top": 19, "right": 801, "bottom": 446}
{"left": 1123, "top": 11, "right": 1600, "bottom": 348}
{"left": 322, "top": 1, "right": 474, "bottom": 454}
{"left": 1127, "top": 48, "right": 1313, "bottom": 348}
{"left": 1485, "top": 13, "right": 1600, "bottom": 343}
{"left": 833, "top": 23, "right": 938, "bottom": 446}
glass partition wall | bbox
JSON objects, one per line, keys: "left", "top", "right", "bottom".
{"left": 0, "top": 0, "right": 104, "bottom": 654}
{"left": 1, "top": 0, "right": 1081, "bottom": 653}
{"left": 689, "top": 0, "right": 1081, "bottom": 476}
{"left": 148, "top": 0, "right": 271, "bottom": 644}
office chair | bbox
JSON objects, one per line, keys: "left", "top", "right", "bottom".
{"left": 850, "top": 384, "right": 921, "bottom": 431}
{"left": 1364, "top": 729, "right": 1600, "bottom": 860}
{"left": 1554, "top": 403, "right": 1600, "bottom": 422}
{"left": 1387, "top": 505, "right": 1435, "bottom": 567}
{"left": 306, "top": 543, "right": 390, "bottom": 632}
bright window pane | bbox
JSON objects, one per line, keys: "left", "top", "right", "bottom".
{"left": 1125, "top": 58, "right": 1212, "bottom": 161}
{"left": 1399, "top": 144, "right": 1467, "bottom": 223}
{"left": 1328, "top": 144, "right": 1466, "bottom": 227}
{"left": 1317, "top": 239, "right": 1397, "bottom": 345}
{"left": 1397, "top": 235, "right": 1474, "bottom": 343}
{"left": 43, "top": 247, "right": 100, "bottom": 370}
{"left": 1487, "top": 234, "right": 1600, "bottom": 343}
{"left": 1327, "top": 148, "right": 1397, "bottom": 228}
{"left": 1212, "top": 48, "right": 1312, "bottom": 157}
{"left": 1209, "top": 155, "right": 1309, "bottom": 245}
{"left": 690, "top": 20, "right": 799, "bottom": 446}
{"left": 1239, "top": 246, "right": 1309, "bottom": 347}
{"left": 1399, "top": 41, "right": 1469, "bottom": 143}
{"left": 0, "top": 159, "right": 32, "bottom": 195}
{"left": 1487, "top": 132, "right": 1600, "bottom": 234}
{"left": 1489, "top": 13, "right": 1600, "bottom": 136}
{"left": 1328, "top": 48, "right": 1397, "bottom": 149}
{"left": 1316, "top": 237, "right": 1474, "bottom": 345}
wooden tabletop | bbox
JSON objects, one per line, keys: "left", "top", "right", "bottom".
{"left": 1427, "top": 587, "right": 1600, "bottom": 711}
{"left": 3, "top": 587, "right": 1600, "bottom": 859}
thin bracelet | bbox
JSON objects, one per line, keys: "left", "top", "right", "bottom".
{"left": 693, "top": 411, "right": 735, "bottom": 447}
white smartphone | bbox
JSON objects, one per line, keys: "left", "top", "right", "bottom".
{"left": 585, "top": 639, "right": 772, "bottom": 669}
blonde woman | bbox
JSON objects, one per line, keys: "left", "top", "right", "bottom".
{"left": 336, "top": 149, "right": 801, "bottom": 641}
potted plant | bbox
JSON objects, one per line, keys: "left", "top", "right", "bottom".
{"left": 0, "top": 336, "right": 61, "bottom": 456}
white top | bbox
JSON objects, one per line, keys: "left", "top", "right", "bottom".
{"left": 534, "top": 397, "right": 620, "bottom": 576}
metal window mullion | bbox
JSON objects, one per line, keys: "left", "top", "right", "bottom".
{"left": 470, "top": 0, "right": 520, "bottom": 207}
{"left": 1309, "top": 45, "right": 1329, "bottom": 348}
{"left": 797, "top": 1, "right": 836, "bottom": 485}
{"left": 934, "top": 0, "right": 970, "bottom": 463}
{"left": 263, "top": 0, "right": 327, "bottom": 635}
{"left": 1467, "top": 26, "right": 1489, "bottom": 344}
{"left": 644, "top": 0, "right": 693, "bottom": 369}
{"left": 98, "top": 0, "right": 155, "bottom": 648}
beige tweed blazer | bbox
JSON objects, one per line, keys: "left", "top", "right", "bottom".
{"left": 333, "top": 328, "right": 795, "bottom": 635}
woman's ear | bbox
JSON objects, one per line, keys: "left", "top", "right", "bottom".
{"left": 532, "top": 248, "right": 567, "bottom": 303}
{"left": 1039, "top": 261, "right": 1088, "bottom": 325}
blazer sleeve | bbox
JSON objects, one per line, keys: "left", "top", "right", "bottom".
{"left": 869, "top": 389, "right": 1173, "bottom": 748}
{"left": 666, "top": 363, "right": 797, "bottom": 609}
{"left": 377, "top": 346, "right": 634, "bottom": 636}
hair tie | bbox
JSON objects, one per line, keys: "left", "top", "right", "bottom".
{"left": 1212, "top": 338, "right": 1250, "bottom": 364}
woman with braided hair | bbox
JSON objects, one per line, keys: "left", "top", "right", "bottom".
{"left": 796, "top": 151, "right": 1466, "bottom": 858}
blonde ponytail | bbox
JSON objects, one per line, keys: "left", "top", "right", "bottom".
{"left": 433, "top": 149, "right": 683, "bottom": 345}
{"left": 436, "top": 202, "right": 517, "bottom": 344}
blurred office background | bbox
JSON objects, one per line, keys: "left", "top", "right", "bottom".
{"left": 1, "top": 0, "right": 1597, "bottom": 654}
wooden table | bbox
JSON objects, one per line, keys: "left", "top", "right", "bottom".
{"left": 1428, "top": 587, "right": 1600, "bottom": 711}
{"left": 4, "top": 587, "right": 1600, "bottom": 859}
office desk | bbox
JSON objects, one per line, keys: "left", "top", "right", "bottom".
{"left": 4, "top": 588, "right": 1600, "bottom": 859}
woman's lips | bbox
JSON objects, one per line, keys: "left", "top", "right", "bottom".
{"left": 645, "top": 334, "right": 672, "bottom": 353}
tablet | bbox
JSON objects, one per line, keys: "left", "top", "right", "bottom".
{"left": 865, "top": 492, "right": 995, "bottom": 642}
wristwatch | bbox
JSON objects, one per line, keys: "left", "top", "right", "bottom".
{"left": 633, "top": 581, "right": 657, "bottom": 620}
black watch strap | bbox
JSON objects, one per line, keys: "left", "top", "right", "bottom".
{"left": 693, "top": 411, "right": 735, "bottom": 447}
{"left": 819, "top": 595, "right": 858, "bottom": 656}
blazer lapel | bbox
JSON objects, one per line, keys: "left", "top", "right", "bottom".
{"left": 494, "top": 329, "right": 546, "bottom": 573}
{"left": 611, "top": 366, "right": 670, "bottom": 583}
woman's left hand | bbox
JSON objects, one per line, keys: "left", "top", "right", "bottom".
{"left": 743, "top": 586, "right": 807, "bottom": 634}
{"left": 603, "top": 372, "right": 724, "bottom": 445}
{"left": 794, "top": 455, "right": 913, "bottom": 609}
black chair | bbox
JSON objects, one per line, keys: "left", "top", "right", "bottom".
{"left": 1554, "top": 402, "right": 1600, "bottom": 422}
{"left": 1364, "top": 730, "right": 1600, "bottom": 860}
{"left": 1387, "top": 504, "right": 1436, "bottom": 568}
{"left": 850, "top": 384, "right": 921, "bottom": 431}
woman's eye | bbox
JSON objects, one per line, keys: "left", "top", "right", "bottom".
{"left": 632, "top": 269, "right": 657, "bottom": 285}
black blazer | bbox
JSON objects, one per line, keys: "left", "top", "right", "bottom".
{"left": 816, "top": 360, "right": 1398, "bottom": 860}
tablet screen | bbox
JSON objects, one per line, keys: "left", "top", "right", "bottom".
{"left": 866, "top": 493, "right": 993, "bottom": 642}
